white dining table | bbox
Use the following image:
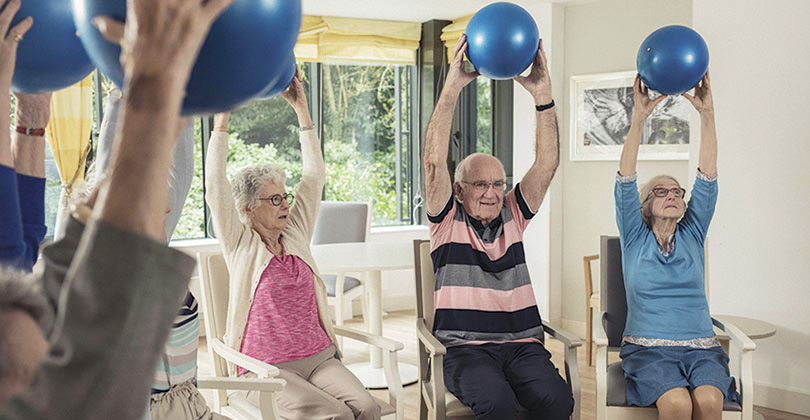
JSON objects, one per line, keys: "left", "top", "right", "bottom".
{"left": 311, "top": 241, "right": 419, "bottom": 389}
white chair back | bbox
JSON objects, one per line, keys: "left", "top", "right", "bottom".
{"left": 312, "top": 201, "right": 371, "bottom": 245}
{"left": 197, "top": 251, "right": 232, "bottom": 406}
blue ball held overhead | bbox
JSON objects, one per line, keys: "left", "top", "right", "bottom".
{"left": 72, "top": 0, "right": 302, "bottom": 115}
{"left": 257, "top": 52, "right": 296, "bottom": 100}
{"left": 11, "top": 0, "right": 95, "bottom": 93}
{"left": 636, "top": 25, "right": 709, "bottom": 95}
{"left": 465, "top": 2, "right": 539, "bottom": 80}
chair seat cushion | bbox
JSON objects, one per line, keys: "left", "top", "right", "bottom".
{"left": 321, "top": 274, "right": 361, "bottom": 296}
{"left": 606, "top": 361, "right": 742, "bottom": 411}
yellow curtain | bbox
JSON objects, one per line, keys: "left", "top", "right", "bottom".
{"left": 295, "top": 16, "right": 421, "bottom": 65}
{"left": 45, "top": 74, "right": 93, "bottom": 190}
{"left": 440, "top": 15, "right": 473, "bottom": 63}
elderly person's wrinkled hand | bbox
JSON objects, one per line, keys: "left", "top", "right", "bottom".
{"left": 682, "top": 70, "right": 714, "bottom": 116}
{"left": 280, "top": 65, "right": 308, "bottom": 113}
{"left": 514, "top": 39, "right": 552, "bottom": 105}
{"left": 444, "top": 34, "right": 479, "bottom": 93}
{"left": 0, "top": 0, "right": 32, "bottom": 89}
{"left": 213, "top": 111, "right": 231, "bottom": 133}
{"left": 632, "top": 74, "right": 666, "bottom": 121}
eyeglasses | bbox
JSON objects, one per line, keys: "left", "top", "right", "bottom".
{"left": 461, "top": 180, "right": 506, "bottom": 192}
{"left": 257, "top": 193, "right": 294, "bottom": 206}
{"left": 649, "top": 187, "right": 686, "bottom": 198}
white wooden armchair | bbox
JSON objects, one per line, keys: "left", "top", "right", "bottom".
{"left": 594, "top": 235, "right": 756, "bottom": 420}
{"left": 196, "top": 251, "right": 404, "bottom": 420}
{"left": 412, "top": 240, "right": 582, "bottom": 420}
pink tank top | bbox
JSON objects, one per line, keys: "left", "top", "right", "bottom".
{"left": 238, "top": 248, "right": 332, "bottom": 375}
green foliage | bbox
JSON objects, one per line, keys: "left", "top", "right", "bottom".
{"left": 476, "top": 78, "right": 492, "bottom": 154}
{"left": 173, "top": 62, "right": 413, "bottom": 240}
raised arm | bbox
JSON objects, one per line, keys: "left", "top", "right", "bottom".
{"left": 683, "top": 71, "right": 716, "bottom": 177}
{"left": 619, "top": 75, "right": 667, "bottom": 177}
{"left": 205, "top": 111, "right": 247, "bottom": 252}
{"left": 0, "top": 3, "right": 34, "bottom": 268}
{"left": 0, "top": 0, "right": 32, "bottom": 168}
{"left": 513, "top": 39, "right": 558, "bottom": 211}
{"left": 11, "top": 93, "right": 50, "bottom": 178}
{"left": 11, "top": 93, "right": 50, "bottom": 267}
{"left": 423, "top": 34, "right": 478, "bottom": 215}
{"left": 279, "top": 66, "right": 324, "bottom": 238}
{"left": 93, "top": 0, "right": 233, "bottom": 240}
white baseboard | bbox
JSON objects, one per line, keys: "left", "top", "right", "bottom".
{"left": 754, "top": 382, "right": 810, "bottom": 416}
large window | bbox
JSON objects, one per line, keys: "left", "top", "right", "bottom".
{"left": 321, "top": 63, "right": 414, "bottom": 226}
{"left": 174, "top": 61, "right": 417, "bottom": 240}
{"left": 13, "top": 49, "right": 497, "bottom": 243}
{"left": 475, "top": 77, "right": 492, "bottom": 154}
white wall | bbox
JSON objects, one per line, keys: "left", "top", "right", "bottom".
{"left": 557, "top": 0, "right": 691, "bottom": 334}
{"left": 512, "top": 3, "right": 556, "bottom": 320}
{"left": 692, "top": 0, "right": 810, "bottom": 413}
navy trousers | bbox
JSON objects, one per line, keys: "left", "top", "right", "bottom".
{"left": 444, "top": 342, "right": 573, "bottom": 420}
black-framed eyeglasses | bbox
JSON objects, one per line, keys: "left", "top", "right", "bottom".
{"left": 649, "top": 187, "right": 686, "bottom": 198}
{"left": 257, "top": 193, "right": 294, "bottom": 206}
{"left": 461, "top": 180, "right": 506, "bottom": 192}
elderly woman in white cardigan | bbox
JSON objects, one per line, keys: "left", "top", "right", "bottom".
{"left": 205, "top": 67, "right": 380, "bottom": 420}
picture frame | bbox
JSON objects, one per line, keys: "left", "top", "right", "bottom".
{"left": 569, "top": 71, "right": 692, "bottom": 161}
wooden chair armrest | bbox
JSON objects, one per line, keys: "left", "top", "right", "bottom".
{"left": 197, "top": 377, "right": 286, "bottom": 392}
{"left": 543, "top": 322, "right": 583, "bottom": 348}
{"left": 211, "top": 338, "right": 280, "bottom": 378}
{"left": 711, "top": 317, "right": 756, "bottom": 351}
{"left": 333, "top": 325, "right": 404, "bottom": 352}
{"left": 416, "top": 318, "right": 446, "bottom": 356}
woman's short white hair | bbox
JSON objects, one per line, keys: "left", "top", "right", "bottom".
{"left": 232, "top": 164, "right": 287, "bottom": 224}
{"left": 639, "top": 174, "right": 682, "bottom": 226}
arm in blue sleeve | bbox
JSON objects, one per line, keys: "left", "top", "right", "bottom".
{"left": 680, "top": 174, "right": 718, "bottom": 243}
{"left": 615, "top": 177, "right": 646, "bottom": 245}
{"left": 0, "top": 165, "right": 26, "bottom": 269}
{"left": 17, "top": 172, "right": 47, "bottom": 268}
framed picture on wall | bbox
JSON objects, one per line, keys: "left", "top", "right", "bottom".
{"left": 569, "top": 71, "right": 692, "bottom": 161}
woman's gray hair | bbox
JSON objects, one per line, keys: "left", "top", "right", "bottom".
{"left": 231, "top": 164, "right": 287, "bottom": 224}
{"left": 639, "top": 174, "right": 682, "bottom": 226}
{"left": 0, "top": 266, "right": 48, "bottom": 324}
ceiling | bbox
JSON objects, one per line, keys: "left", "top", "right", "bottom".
{"left": 301, "top": 0, "right": 589, "bottom": 22}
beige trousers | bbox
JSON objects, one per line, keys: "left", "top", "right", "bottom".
{"left": 150, "top": 379, "right": 230, "bottom": 420}
{"left": 242, "top": 345, "right": 380, "bottom": 420}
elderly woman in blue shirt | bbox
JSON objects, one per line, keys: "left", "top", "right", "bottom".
{"left": 615, "top": 71, "right": 735, "bottom": 420}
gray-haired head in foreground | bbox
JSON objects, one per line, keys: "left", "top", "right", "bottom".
{"left": 0, "top": 265, "right": 49, "bottom": 384}
{"left": 231, "top": 164, "right": 287, "bottom": 224}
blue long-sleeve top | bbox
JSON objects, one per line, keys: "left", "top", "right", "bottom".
{"left": 0, "top": 164, "right": 47, "bottom": 271}
{"left": 614, "top": 173, "right": 718, "bottom": 340}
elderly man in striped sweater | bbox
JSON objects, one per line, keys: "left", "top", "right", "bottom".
{"left": 422, "top": 35, "right": 572, "bottom": 420}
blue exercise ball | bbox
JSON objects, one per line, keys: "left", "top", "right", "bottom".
{"left": 257, "top": 53, "right": 296, "bottom": 100}
{"left": 10, "top": 0, "right": 95, "bottom": 93}
{"left": 465, "top": 2, "right": 539, "bottom": 80}
{"left": 72, "top": 0, "right": 302, "bottom": 115}
{"left": 636, "top": 25, "right": 709, "bottom": 95}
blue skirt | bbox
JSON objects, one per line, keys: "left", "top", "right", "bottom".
{"left": 620, "top": 343, "right": 740, "bottom": 407}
